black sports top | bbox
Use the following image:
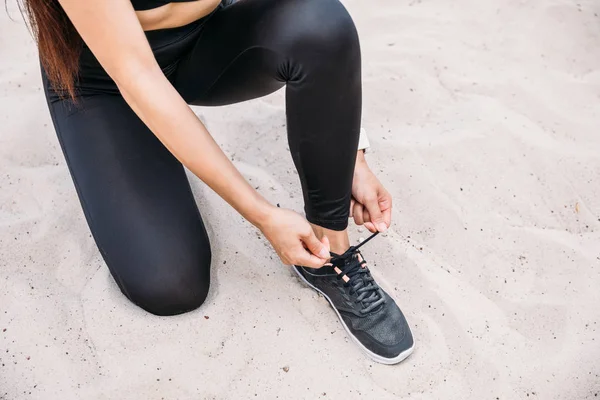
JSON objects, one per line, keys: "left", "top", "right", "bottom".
{"left": 131, "top": 0, "right": 197, "bottom": 11}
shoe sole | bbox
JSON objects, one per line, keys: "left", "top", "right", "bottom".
{"left": 292, "top": 265, "right": 415, "bottom": 365}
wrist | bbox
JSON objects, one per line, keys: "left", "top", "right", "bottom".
{"left": 355, "top": 150, "right": 368, "bottom": 169}
{"left": 247, "top": 198, "right": 275, "bottom": 230}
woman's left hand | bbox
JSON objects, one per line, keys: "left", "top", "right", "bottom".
{"left": 350, "top": 151, "right": 392, "bottom": 233}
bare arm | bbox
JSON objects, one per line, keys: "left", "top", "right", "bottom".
{"left": 58, "top": 0, "right": 271, "bottom": 224}
{"left": 57, "top": 0, "right": 330, "bottom": 266}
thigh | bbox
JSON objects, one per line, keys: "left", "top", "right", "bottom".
{"left": 46, "top": 93, "right": 211, "bottom": 315}
{"left": 173, "top": 0, "right": 295, "bottom": 105}
{"left": 173, "top": 0, "right": 361, "bottom": 230}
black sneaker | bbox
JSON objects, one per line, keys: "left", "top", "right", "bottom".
{"left": 293, "top": 232, "right": 414, "bottom": 364}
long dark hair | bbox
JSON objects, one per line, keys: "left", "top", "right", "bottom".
{"left": 15, "top": 0, "right": 82, "bottom": 98}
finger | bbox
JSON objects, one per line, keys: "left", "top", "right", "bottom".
{"left": 379, "top": 191, "right": 393, "bottom": 228}
{"left": 294, "top": 250, "right": 327, "bottom": 269}
{"left": 363, "top": 207, "right": 370, "bottom": 222}
{"left": 302, "top": 231, "right": 330, "bottom": 259}
{"left": 353, "top": 202, "right": 365, "bottom": 225}
{"left": 382, "top": 206, "right": 392, "bottom": 229}
{"left": 279, "top": 256, "right": 291, "bottom": 266}
{"left": 321, "top": 235, "right": 331, "bottom": 254}
{"left": 349, "top": 198, "right": 355, "bottom": 218}
{"left": 364, "top": 222, "right": 377, "bottom": 233}
{"left": 362, "top": 209, "right": 377, "bottom": 233}
{"left": 364, "top": 195, "right": 387, "bottom": 232}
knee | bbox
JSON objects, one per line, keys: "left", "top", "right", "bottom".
{"left": 128, "top": 275, "right": 210, "bottom": 317}
{"left": 122, "top": 260, "right": 211, "bottom": 317}
{"left": 276, "top": 0, "right": 359, "bottom": 59}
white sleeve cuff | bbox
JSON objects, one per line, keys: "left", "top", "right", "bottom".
{"left": 357, "top": 127, "right": 370, "bottom": 152}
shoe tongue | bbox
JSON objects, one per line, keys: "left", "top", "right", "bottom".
{"left": 345, "top": 252, "right": 366, "bottom": 269}
{"left": 331, "top": 251, "right": 367, "bottom": 276}
{"left": 331, "top": 252, "right": 357, "bottom": 269}
{"left": 342, "top": 253, "right": 356, "bottom": 265}
{"left": 335, "top": 253, "right": 384, "bottom": 311}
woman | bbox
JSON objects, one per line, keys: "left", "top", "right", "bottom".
{"left": 21, "top": 0, "right": 413, "bottom": 364}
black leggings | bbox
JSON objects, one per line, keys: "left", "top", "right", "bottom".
{"left": 44, "top": 0, "right": 362, "bottom": 316}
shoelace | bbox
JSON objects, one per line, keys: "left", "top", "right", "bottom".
{"left": 329, "top": 232, "right": 385, "bottom": 314}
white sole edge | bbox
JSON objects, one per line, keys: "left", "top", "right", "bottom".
{"left": 292, "top": 266, "right": 415, "bottom": 365}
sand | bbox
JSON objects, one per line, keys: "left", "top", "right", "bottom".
{"left": 1, "top": 0, "right": 600, "bottom": 399}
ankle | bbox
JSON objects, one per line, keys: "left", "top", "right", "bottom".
{"left": 310, "top": 223, "right": 350, "bottom": 255}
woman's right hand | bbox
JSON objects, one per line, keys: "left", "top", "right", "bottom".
{"left": 258, "top": 206, "right": 331, "bottom": 268}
